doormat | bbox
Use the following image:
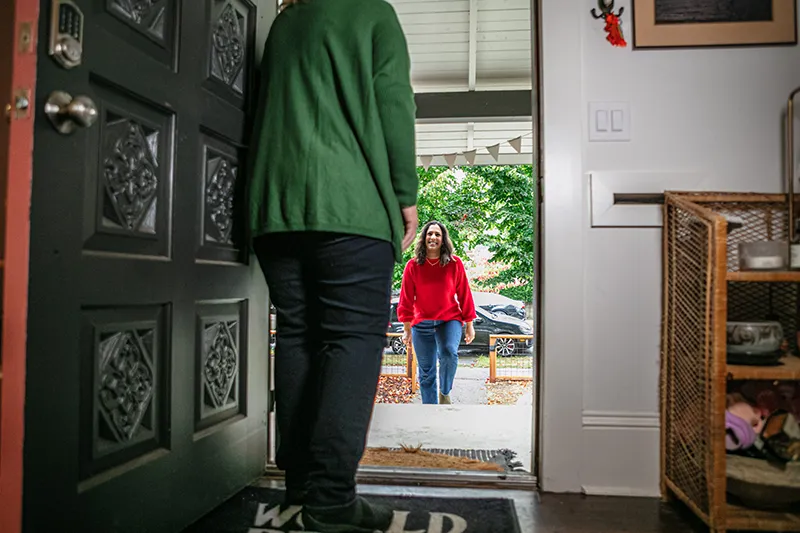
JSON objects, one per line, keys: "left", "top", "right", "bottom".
{"left": 361, "top": 447, "right": 504, "bottom": 472}
{"left": 183, "top": 486, "right": 522, "bottom": 533}
{"left": 379, "top": 448, "right": 526, "bottom": 473}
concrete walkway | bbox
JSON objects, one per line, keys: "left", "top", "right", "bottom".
{"left": 372, "top": 354, "right": 535, "bottom": 472}
{"left": 411, "top": 366, "right": 489, "bottom": 405}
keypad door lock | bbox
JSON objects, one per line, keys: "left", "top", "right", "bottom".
{"left": 48, "top": 0, "right": 84, "bottom": 69}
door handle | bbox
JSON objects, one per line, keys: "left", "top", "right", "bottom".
{"left": 44, "top": 90, "right": 98, "bottom": 134}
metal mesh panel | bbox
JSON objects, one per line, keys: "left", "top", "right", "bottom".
{"left": 703, "top": 200, "right": 788, "bottom": 272}
{"left": 489, "top": 335, "right": 534, "bottom": 381}
{"left": 382, "top": 333, "right": 411, "bottom": 377}
{"left": 728, "top": 282, "right": 799, "bottom": 353}
{"left": 663, "top": 201, "right": 713, "bottom": 516}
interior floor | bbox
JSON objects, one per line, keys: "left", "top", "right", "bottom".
{"left": 252, "top": 479, "right": 706, "bottom": 532}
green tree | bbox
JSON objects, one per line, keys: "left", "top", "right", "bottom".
{"left": 393, "top": 165, "right": 535, "bottom": 303}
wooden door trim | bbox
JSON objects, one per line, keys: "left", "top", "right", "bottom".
{"left": 0, "top": 0, "right": 39, "bottom": 532}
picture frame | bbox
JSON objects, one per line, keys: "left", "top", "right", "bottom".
{"left": 632, "top": 0, "right": 797, "bottom": 49}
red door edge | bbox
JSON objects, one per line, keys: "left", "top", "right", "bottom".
{"left": 0, "top": 0, "right": 40, "bottom": 531}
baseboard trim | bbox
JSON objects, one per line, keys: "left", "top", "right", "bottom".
{"left": 581, "top": 410, "right": 660, "bottom": 429}
{"left": 581, "top": 485, "right": 660, "bottom": 498}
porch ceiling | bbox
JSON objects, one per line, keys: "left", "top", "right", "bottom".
{"left": 387, "top": 0, "right": 533, "bottom": 162}
{"left": 388, "top": 0, "right": 532, "bottom": 93}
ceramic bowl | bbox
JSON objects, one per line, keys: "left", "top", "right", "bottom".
{"left": 727, "top": 321, "right": 783, "bottom": 355}
{"left": 738, "top": 241, "right": 788, "bottom": 271}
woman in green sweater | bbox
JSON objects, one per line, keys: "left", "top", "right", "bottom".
{"left": 248, "top": 0, "right": 418, "bottom": 531}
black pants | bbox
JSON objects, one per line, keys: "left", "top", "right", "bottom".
{"left": 254, "top": 232, "right": 394, "bottom": 507}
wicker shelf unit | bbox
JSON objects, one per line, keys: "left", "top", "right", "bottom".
{"left": 661, "top": 192, "right": 800, "bottom": 533}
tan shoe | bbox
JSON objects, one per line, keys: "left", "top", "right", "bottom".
{"left": 439, "top": 392, "right": 452, "bottom": 404}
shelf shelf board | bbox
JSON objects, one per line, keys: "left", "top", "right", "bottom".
{"left": 727, "top": 356, "right": 800, "bottom": 381}
{"left": 727, "top": 270, "right": 800, "bottom": 282}
{"left": 726, "top": 502, "right": 800, "bottom": 531}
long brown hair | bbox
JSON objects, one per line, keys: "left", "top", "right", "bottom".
{"left": 415, "top": 221, "right": 455, "bottom": 266}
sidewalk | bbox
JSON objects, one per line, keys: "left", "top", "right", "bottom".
{"left": 411, "top": 366, "right": 489, "bottom": 405}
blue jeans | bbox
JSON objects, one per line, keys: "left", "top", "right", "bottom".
{"left": 412, "top": 320, "right": 462, "bottom": 404}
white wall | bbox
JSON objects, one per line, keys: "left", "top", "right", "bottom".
{"left": 540, "top": 0, "right": 800, "bottom": 495}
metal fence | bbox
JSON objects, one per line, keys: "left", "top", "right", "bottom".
{"left": 382, "top": 332, "right": 417, "bottom": 391}
{"left": 272, "top": 329, "right": 419, "bottom": 390}
{"left": 489, "top": 334, "right": 535, "bottom": 382}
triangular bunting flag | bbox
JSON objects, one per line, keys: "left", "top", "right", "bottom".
{"left": 487, "top": 144, "right": 500, "bottom": 162}
{"left": 419, "top": 155, "right": 433, "bottom": 170}
{"left": 444, "top": 153, "right": 458, "bottom": 168}
{"left": 509, "top": 136, "right": 523, "bottom": 153}
{"left": 464, "top": 150, "right": 477, "bottom": 165}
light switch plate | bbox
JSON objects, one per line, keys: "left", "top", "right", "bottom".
{"left": 589, "top": 102, "right": 630, "bottom": 142}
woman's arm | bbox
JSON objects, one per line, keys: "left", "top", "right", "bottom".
{"left": 397, "top": 261, "right": 416, "bottom": 345}
{"left": 396, "top": 261, "right": 416, "bottom": 321}
{"left": 454, "top": 258, "right": 476, "bottom": 344}
{"left": 454, "top": 258, "right": 477, "bottom": 322}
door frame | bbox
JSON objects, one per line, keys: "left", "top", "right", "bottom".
{"left": 265, "top": 0, "right": 544, "bottom": 491}
{"left": 0, "top": 0, "right": 39, "bottom": 532}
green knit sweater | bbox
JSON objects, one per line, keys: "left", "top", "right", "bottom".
{"left": 248, "top": 0, "right": 418, "bottom": 261}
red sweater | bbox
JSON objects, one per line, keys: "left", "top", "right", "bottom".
{"left": 397, "top": 256, "right": 477, "bottom": 326}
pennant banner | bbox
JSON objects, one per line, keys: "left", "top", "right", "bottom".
{"left": 416, "top": 132, "right": 532, "bottom": 168}
{"left": 419, "top": 155, "right": 433, "bottom": 171}
{"left": 487, "top": 144, "right": 500, "bottom": 162}
{"left": 464, "top": 149, "right": 477, "bottom": 166}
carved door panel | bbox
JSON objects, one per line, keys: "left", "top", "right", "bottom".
{"left": 24, "top": 1, "right": 268, "bottom": 531}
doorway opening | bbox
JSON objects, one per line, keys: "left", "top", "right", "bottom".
{"left": 267, "top": 0, "right": 539, "bottom": 487}
{"left": 267, "top": 160, "right": 539, "bottom": 483}
{"left": 365, "top": 157, "right": 537, "bottom": 476}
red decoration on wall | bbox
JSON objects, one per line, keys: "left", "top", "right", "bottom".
{"left": 591, "top": 0, "right": 627, "bottom": 48}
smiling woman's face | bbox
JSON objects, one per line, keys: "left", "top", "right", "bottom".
{"left": 425, "top": 224, "right": 443, "bottom": 255}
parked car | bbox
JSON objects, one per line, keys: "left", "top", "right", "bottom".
{"left": 386, "top": 299, "right": 533, "bottom": 356}
{"left": 471, "top": 291, "right": 526, "bottom": 320}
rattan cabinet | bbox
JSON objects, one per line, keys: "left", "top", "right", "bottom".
{"left": 661, "top": 192, "right": 800, "bottom": 533}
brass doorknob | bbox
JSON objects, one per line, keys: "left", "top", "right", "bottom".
{"left": 44, "top": 90, "right": 98, "bottom": 134}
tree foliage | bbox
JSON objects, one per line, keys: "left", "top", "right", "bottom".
{"left": 393, "top": 165, "right": 535, "bottom": 302}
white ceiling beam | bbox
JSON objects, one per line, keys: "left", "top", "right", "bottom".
{"left": 468, "top": 0, "right": 478, "bottom": 90}
{"left": 414, "top": 90, "right": 532, "bottom": 121}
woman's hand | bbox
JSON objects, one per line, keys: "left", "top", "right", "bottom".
{"left": 402, "top": 323, "right": 412, "bottom": 345}
{"left": 464, "top": 322, "right": 475, "bottom": 344}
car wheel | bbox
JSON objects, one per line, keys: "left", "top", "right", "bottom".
{"left": 495, "top": 337, "right": 515, "bottom": 357}
{"left": 391, "top": 337, "right": 407, "bottom": 355}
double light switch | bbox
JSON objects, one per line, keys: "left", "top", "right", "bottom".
{"left": 589, "top": 102, "right": 630, "bottom": 142}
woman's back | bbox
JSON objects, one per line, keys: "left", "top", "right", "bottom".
{"left": 248, "top": 0, "right": 417, "bottom": 261}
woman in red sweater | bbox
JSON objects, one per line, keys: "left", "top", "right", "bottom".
{"left": 397, "top": 221, "right": 477, "bottom": 404}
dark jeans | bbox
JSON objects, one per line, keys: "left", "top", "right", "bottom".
{"left": 253, "top": 232, "right": 393, "bottom": 507}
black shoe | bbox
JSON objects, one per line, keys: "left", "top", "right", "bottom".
{"left": 284, "top": 487, "right": 307, "bottom": 507}
{"left": 302, "top": 496, "right": 394, "bottom": 533}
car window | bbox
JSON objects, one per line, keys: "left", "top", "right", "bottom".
{"left": 477, "top": 308, "right": 497, "bottom": 320}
